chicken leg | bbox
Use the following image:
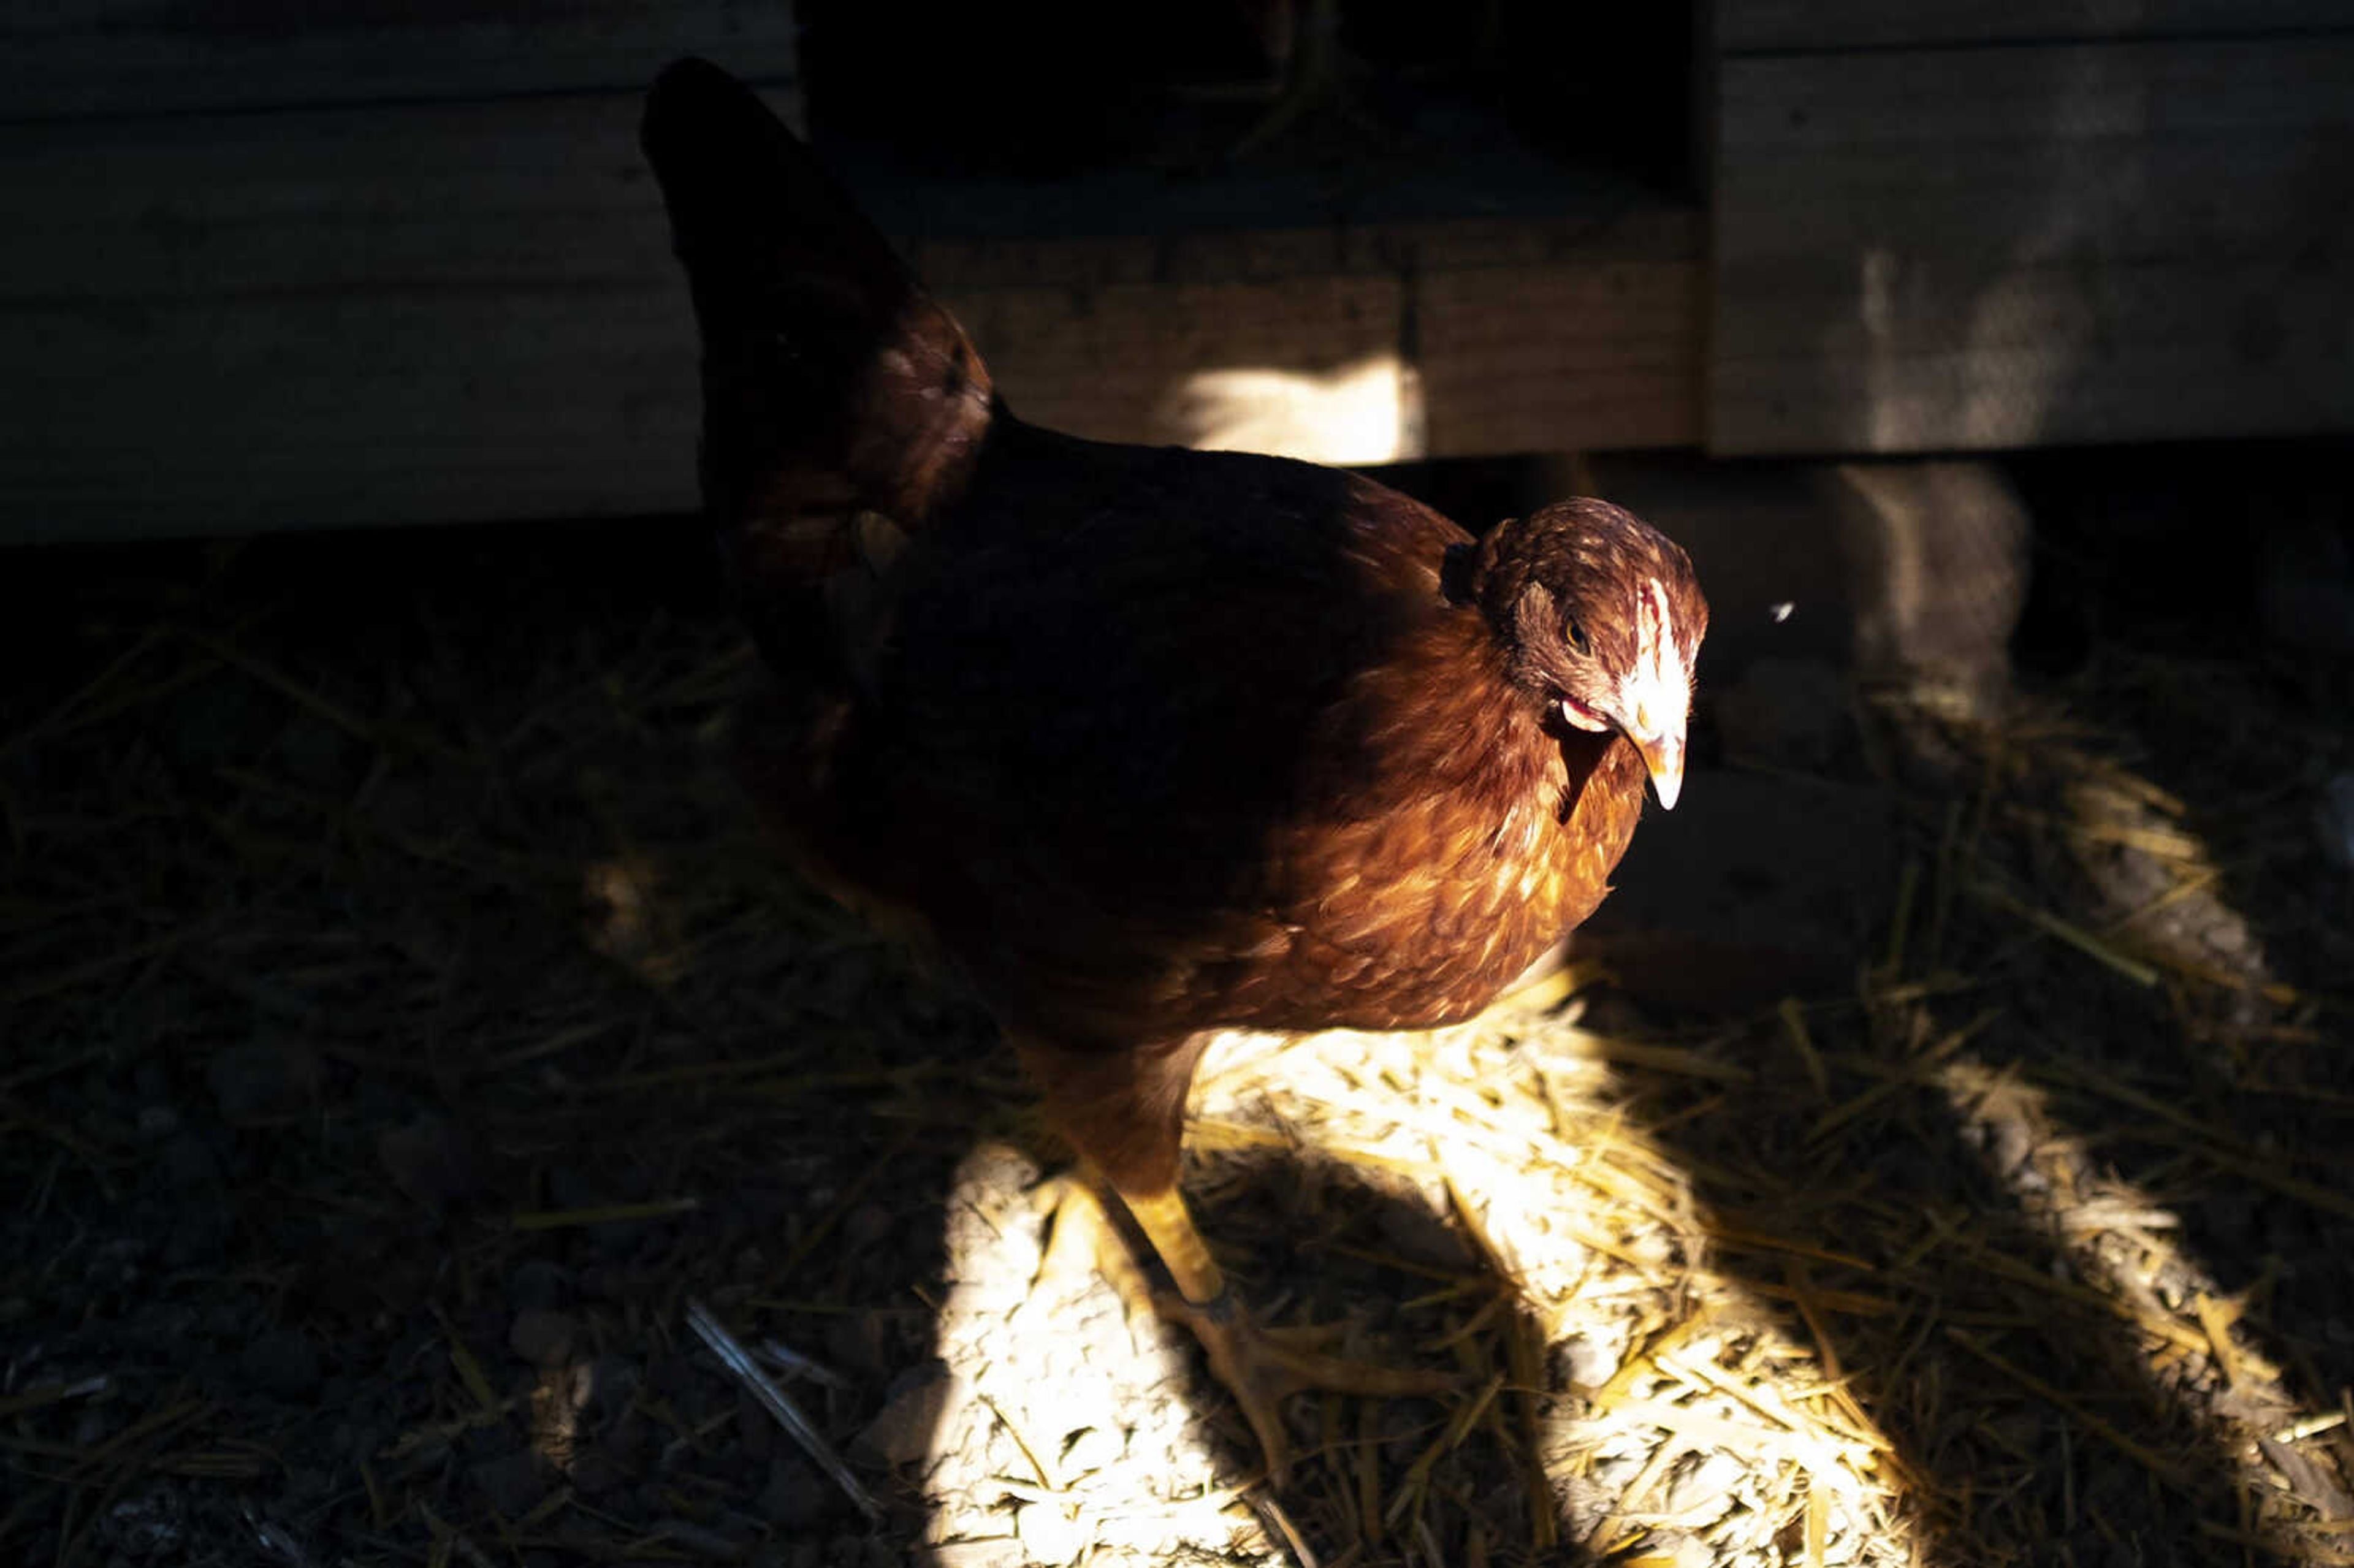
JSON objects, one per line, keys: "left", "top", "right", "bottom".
{"left": 1018, "top": 1035, "right": 1455, "bottom": 1483}
{"left": 1120, "top": 1177, "right": 1457, "bottom": 1481}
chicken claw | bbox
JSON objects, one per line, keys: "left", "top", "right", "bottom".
{"left": 1033, "top": 1170, "right": 1455, "bottom": 1483}
{"left": 1155, "top": 1287, "right": 1458, "bottom": 1485}
{"left": 1026, "top": 1171, "right": 1156, "bottom": 1315}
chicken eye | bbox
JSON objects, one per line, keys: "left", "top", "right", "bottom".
{"left": 1565, "top": 618, "right": 1591, "bottom": 655}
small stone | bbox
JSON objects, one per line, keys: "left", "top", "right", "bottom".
{"left": 159, "top": 1212, "right": 227, "bottom": 1273}
{"left": 822, "top": 1312, "right": 888, "bottom": 1377}
{"left": 508, "top": 1259, "right": 573, "bottom": 1311}
{"left": 1588, "top": 1446, "right": 1646, "bottom": 1489}
{"left": 240, "top": 1327, "right": 321, "bottom": 1398}
{"left": 283, "top": 1465, "right": 332, "bottom": 1503}
{"left": 605, "top": 1408, "right": 653, "bottom": 1469}
{"left": 583, "top": 1353, "right": 642, "bottom": 1421}
{"left": 1555, "top": 1333, "right": 1617, "bottom": 1390}
{"left": 99, "top": 1485, "right": 183, "bottom": 1558}
{"left": 547, "top": 1161, "right": 653, "bottom": 1218}
{"left": 2318, "top": 772, "right": 2354, "bottom": 871}
{"left": 1097, "top": 1514, "right": 1180, "bottom": 1555}
{"left": 755, "top": 1453, "right": 836, "bottom": 1530}
{"left": 205, "top": 1041, "right": 320, "bottom": 1125}
{"left": 1376, "top": 1201, "right": 1470, "bottom": 1271}
{"left": 853, "top": 1363, "right": 967, "bottom": 1468}
{"left": 159, "top": 1125, "right": 221, "bottom": 1186}
{"left": 568, "top": 1445, "right": 633, "bottom": 1497}
{"left": 842, "top": 1201, "right": 894, "bottom": 1251}
{"left": 508, "top": 1307, "right": 577, "bottom": 1368}
{"left": 136, "top": 1104, "right": 180, "bottom": 1139}
{"left": 471, "top": 1447, "right": 551, "bottom": 1518}
{"left": 961, "top": 1141, "right": 1043, "bottom": 1200}
{"left": 929, "top": 1542, "right": 1026, "bottom": 1568}
{"left": 1014, "top": 1502, "right": 1084, "bottom": 1565}
{"left": 87, "top": 1235, "right": 147, "bottom": 1290}
{"left": 654, "top": 1518, "right": 745, "bottom": 1559}
{"left": 1097, "top": 1507, "right": 1177, "bottom": 1553}
{"left": 1668, "top": 1534, "right": 1718, "bottom": 1568}
{"left": 853, "top": 1399, "right": 934, "bottom": 1472}
{"left": 1059, "top": 1424, "right": 1121, "bottom": 1477}
{"left": 376, "top": 1114, "right": 485, "bottom": 1207}
{"left": 1666, "top": 1451, "right": 1745, "bottom": 1528}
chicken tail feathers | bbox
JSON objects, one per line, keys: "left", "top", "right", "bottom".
{"left": 642, "top": 58, "right": 994, "bottom": 552}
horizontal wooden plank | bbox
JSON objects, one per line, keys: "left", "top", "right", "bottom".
{"left": 961, "top": 273, "right": 1409, "bottom": 465}
{"left": 3, "top": 288, "right": 698, "bottom": 535}
{"left": 1420, "top": 260, "right": 1705, "bottom": 455}
{"left": 1713, "top": 259, "right": 2353, "bottom": 451}
{"left": 1720, "top": 36, "right": 2354, "bottom": 162}
{"left": 0, "top": 91, "right": 1700, "bottom": 541}
{"left": 1716, "top": 0, "right": 2353, "bottom": 54}
{"left": 1, "top": 1, "right": 799, "bottom": 120}
{"left": 3, "top": 96, "right": 672, "bottom": 300}
{"left": 1709, "top": 36, "right": 2354, "bottom": 453}
{"left": 903, "top": 205, "right": 1700, "bottom": 291}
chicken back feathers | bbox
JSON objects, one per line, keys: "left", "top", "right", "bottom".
{"left": 644, "top": 59, "right": 1705, "bottom": 1078}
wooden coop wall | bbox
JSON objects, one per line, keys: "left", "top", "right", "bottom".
{"left": 4, "top": 4, "right": 2351, "bottom": 542}
{"left": 1707, "top": 0, "right": 2354, "bottom": 454}
{"left": 0, "top": 2, "right": 1701, "bottom": 544}
{"left": 0, "top": 3, "right": 799, "bottom": 543}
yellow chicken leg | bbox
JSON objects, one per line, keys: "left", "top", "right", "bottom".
{"left": 1115, "top": 1179, "right": 1458, "bottom": 1483}
{"left": 1016, "top": 1037, "right": 1457, "bottom": 1482}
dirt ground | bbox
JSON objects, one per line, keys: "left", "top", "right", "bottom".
{"left": 4, "top": 446, "right": 2350, "bottom": 1567}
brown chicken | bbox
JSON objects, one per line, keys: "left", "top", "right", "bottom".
{"left": 643, "top": 59, "right": 1706, "bottom": 1477}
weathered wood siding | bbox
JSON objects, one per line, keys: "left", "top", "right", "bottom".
{"left": 0, "top": 1, "right": 805, "bottom": 118}
{"left": 1717, "top": 1, "right": 2353, "bottom": 52}
{"left": 0, "top": 82, "right": 1700, "bottom": 544}
{"left": 0, "top": 5, "right": 1701, "bottom": 542}
{"left": 1708, "top": 4, "right": 2354, "bottom": 454}
{"left": 18, "top": 1, "right": 2342, "bottom": 538}
{"left": 1, "top": 3, "right": 806, "bottom": 541}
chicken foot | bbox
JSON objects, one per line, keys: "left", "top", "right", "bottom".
{"left": 1034, "top": 1168, "right": 1456, "bottom": 1483}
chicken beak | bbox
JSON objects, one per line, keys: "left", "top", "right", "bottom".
{"left": 1616, "top": 613, "right": 1689, "bottom": 810}
{"left": 1632, "top": 728, "right": 1685, "bottom": 810}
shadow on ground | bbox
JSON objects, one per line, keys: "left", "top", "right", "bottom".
{"left": 4, "top": 446, "right": 2348, "bottom": 1565}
